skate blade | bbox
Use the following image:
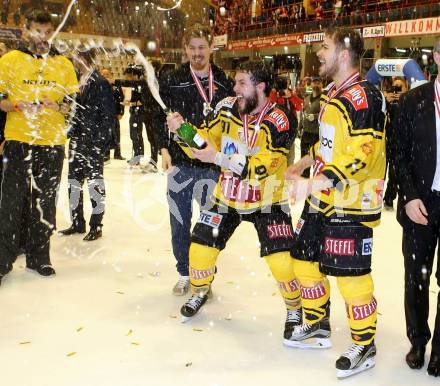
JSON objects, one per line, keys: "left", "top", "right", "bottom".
{"left": 283, "top": 337, "right": 332, "bottom": 349}
{"left": 337, "top": 357, "right": 375, "bottom": 379}
{"left": 180, "top": 308, "right": 203, "bottom": 324}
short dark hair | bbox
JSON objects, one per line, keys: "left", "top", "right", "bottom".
{"left": 236, "top": 60, "right": 274, "bottom": 96}
{"left": 183, "top": 23, "right": 213, "bottom": 47}
{"left": 76, "top": 48, "right": 98, "bottom": 66}
{"left": 324, "top": 26, "right": 364, "bottom": 67}
{"left": 25, "top": 10, "right": 54, "bottom": 29}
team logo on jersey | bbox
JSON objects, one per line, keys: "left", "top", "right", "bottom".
{"left": 294, "top": 218, "right": 305, "bottom": 235}
{"left": 267, "top": 223, "right": 294, "bottom": 239}
{"left": 198, "top": 211, "right": 223, "bottom": 228}
{"left": 223, "top": 142, "right": 239, "bottom": 156}
{"left": 362, "top": 238, "right": 373, "bottom": 255}
{"left": 266, "top": 108, "right": 289, "bottom": 132}
{"left": 341, "top": 85, "right": 369, "bottom": 111}
{"left": 324, "top": 237, "right": 355, "bottom": 256}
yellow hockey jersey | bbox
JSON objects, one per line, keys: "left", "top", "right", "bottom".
{"left": 0, "top": 48, "right": 79, "bottom": 145}
{"left": 308, "top": 80, "right": 387, "bottom": 227}
{"left": 177, "top": 96, "right": 297, "bottom": 212}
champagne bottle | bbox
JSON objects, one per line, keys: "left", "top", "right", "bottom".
{"left": 176, "top": 122, "right": 206, "bottom": 149}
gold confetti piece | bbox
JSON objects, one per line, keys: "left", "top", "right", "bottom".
{"left": 377, "top": 312, "right": 382, "bottom": 316}
{"left": 126, "top": 329, "right": 133, "bottom": 336}
{"left": 185, "top": 362, "right": 192, "bottom": 367}
{"left": 169, "top": 315, "right": 178, "bottom": 319}
{"left": 19, "top": 341, "right": 31, "bottom": 345}
{"left": 272, "top": 292, "right": 277, "bottom": 296}
{"left": 116, "top": 291, "right": 125, "bottom": 295}
{"left": 76, "top": 327, "right": 84, "bottom": 332}
{"left": 148, "top": 272, "right": 161, "bottom": 277}
{"left": 192, "top": 328, "right": 203, "bottom": 332}
{"left": 224, "top": 317, "right": 232, "bottom": 321}
{"left": 67, "top": 352, "right": 77, "bottom": 357}
{"left": 226, "top": 281, "right": 234, "bottom": 284}
{"left": 131, "top": 342, "right": 140, "bottom": 346}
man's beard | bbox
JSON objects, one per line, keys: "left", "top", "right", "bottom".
{"left": 320, "top": 54, "right": 339, "bottom": 80}
{"left": 29, "top": 40, "right": 50, "bottom": 54}
{"left": 312, "top": 86, "right": 321, "bottom": 94}
{"left": 190, "top": 56, "right": 207, "bottom": 71}
{"left": 238, "top": 90, "right": 258, "bottom": 115}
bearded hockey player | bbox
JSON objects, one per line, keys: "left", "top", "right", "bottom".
{"left": 285, "top": 27, "right": 387, "bottom": 378}
{"left": 166, "top": 60, "right": 300, "bottom": 341}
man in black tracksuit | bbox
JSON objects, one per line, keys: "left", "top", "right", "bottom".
{"left": 102, "top": 68, "right": 125, "bottom": 160}
{"left": 59, "top": 49, "right": 115, "bottom": 241}
{"left": 154, "top": 24, "right": 234, "bottom": 295}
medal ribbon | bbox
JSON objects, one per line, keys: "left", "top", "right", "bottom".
{"left": 190, "top": 64, "right": 214, "bottom": 109}
{"left": 318, "top": 71, "right": 360, "bottom": 123}
{"left": 241, "top": 101, "right": 273, "bottom": 149}
{"left": 435, "top": 79, "right": 440, "bottom": 119}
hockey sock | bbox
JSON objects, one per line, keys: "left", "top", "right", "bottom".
{"left": 265, "top": 252, "right": 301, "bottom": 310}
{"left": 188, "top": 242, "right": 220, "bottom": 295}
{"left": 337, "top": 274, "right": 377, "bottom": 345}
{"left": 293, "top": 258, "right": 330, "bottom": 324}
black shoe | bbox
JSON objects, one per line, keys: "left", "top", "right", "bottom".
{"left": 428, "top": 353, "right": 440, "bottom": 377}
{"left": 59, "top": 225, "right": 86, "bottom": 236}
{"left": 27, "top": 264, "right": 56, "bottom": 276}
{"left": 83, "top": 228, "right": 102, "bottom": 241}
{"left": 406, "top": 345, "right": 425, "bottom": 369}
{"left": 114, "top": 155, "right": 126, "bottom": 160}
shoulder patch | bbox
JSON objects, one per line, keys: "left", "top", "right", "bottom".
{"left": 214, "top": 96, "right": 237, "bottom": 114}
{"left": 341, "top": 84, "right": 369, "bottom": 111}
{"left": 265, "top": 108, "right": 289, "bottom": 132}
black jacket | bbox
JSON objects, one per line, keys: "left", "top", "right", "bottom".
{"left": 154, "top": 62, "right": 234, "bottom": 168}
{"left": 393, "top": 81, "right": 438, "bottom": 227}
{"left": 112, "top": 82, "right": 125, "bottom": 117}
{"left": 70, "top": 70, "right": 115, "bottom": 151}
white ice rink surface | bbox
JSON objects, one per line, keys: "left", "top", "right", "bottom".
{"left": 0, "top": 120, "right": 438, "bottom": 386}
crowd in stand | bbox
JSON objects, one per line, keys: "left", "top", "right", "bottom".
{"left": 214, "top": 0, "right": 438, "bottom": 35}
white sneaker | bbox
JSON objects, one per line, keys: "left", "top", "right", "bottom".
{"left": 172, "top": 275, "right": 190, "bottom": 296}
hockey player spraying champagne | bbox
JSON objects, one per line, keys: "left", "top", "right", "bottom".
{"left": 166, "top": 61, "right": 302, "bottom": 340}
{"left": 285, "top": 27, "right": 387, "bottom": 378}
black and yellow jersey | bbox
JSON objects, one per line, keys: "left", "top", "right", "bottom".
{"left": 308, "top": 80, "right": 387, "bottom": 227}
{"left": 177, "top": 96, "right": 297, "bottom": 211}
{"left": 0, "top": 48, "right": 79, "bottom": 146}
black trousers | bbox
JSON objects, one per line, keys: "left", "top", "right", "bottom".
{"left": 384, "top": 162, "right": 398, "bottom": 205}
{"left": 403, "top": 194, "right": 440, "bottom": 353}
{"left": 0, "top": 141, "right": 64, "bottom": 274}
{"left": 129, "top": 109, "right": 144, "bottom": 158}
{"left": 129, "top": 110, "right": 158, "bottom": 163}
{"left": 300, "top": 131, "right": 319, "bottom": 178}
{"left": 112, "top": 120, "right": 122, "bottom": 157}
{"left": 68, "top": 141, "right": 105, "bottom": 229}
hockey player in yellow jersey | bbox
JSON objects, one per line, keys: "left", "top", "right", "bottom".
{"left": 285, "top": 27, "right": 386, "bottom": 378}
{"left": 166, "top": 61, "right": 301, "bottom": 340}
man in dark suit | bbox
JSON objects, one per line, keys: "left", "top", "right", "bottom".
{"left": 59, "top": 48, "right": 115, "bottom": 241}
{"left": 393, "top": 37, "right": 440, "bottom": 377}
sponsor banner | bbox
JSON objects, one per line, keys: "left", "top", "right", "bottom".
{"left": 324, "top": 237, "right": 355, "bottom": 256}
{"left": 301, "top": 283, "right": 326, "bottom": 300}
{"left": 0, "top": 27, "right": 22, "bottom": 40}
{"left": 294, "top": 218, "right": 305, "bottom": 235}
{"left": 362, "top": 25, "right": 385, "bottom": 38}
{"left": 303, "top": 32, "right": 325, "bottom": 43}
{"left": 375, "top": 59, "right": 409, "bottom": 77}
{"left": 362, "top": 238, "right": 373, "bottom": 256}
{"left": 278, "top": 279, "right": 299, "bottom": 293}
{"left": 385, "top": 16, "right": 440, "bottom": 37}
{"left": 198, "top": 211, "right": 223, "bottom": 228}
{"left": 351, "top": 297, "right": 377, "bottom": 320}
{"left": 213, "top": 34, "right": 228, "bottom": 47}
{"left": 267, "top": 223, "right": 294, "bottom": 239}
{"left": 227, "top": 33, "right": 303, "bottom": 51}
{"left": 190, "top": 267, "right": 216, "bottom": 280}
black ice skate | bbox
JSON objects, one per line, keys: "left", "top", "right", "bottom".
{"left": 283, "top": 308, "right": 302, "bottom": 340}
{"left": 180, "top": 291, "right": 210, "bottom": 322}
{"left": 336, "top": 342, "right": 376, "bottom": 378}
{"left": 283, "top": 317, "right": 331, "bottom": 349}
